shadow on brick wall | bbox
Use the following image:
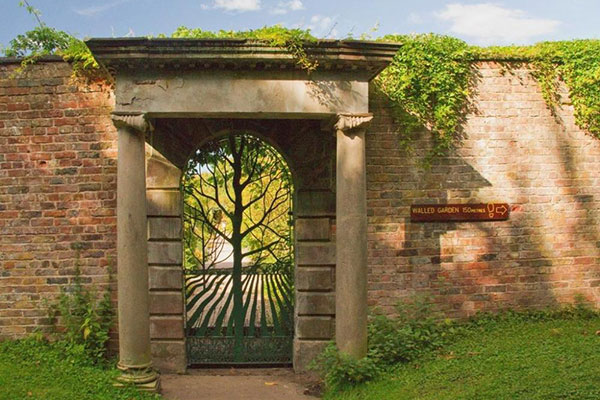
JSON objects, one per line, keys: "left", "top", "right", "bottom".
{"left": 364, "top": 79, "right": 588, "bottom": 318}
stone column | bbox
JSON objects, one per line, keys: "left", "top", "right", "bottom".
{"left": 112, "top": 113, "right": 160, "bottom": 391}
{"left": 335, "top": 113, "right": 373, "bottom": 359}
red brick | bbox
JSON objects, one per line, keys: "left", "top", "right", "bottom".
{"left": 0, "top": 61, "right": 116, "bottom": 342}
{"left": 366, "top": 61, "right": 600, "bottom": 318}
{"left": 1, "top": 58, "right": 600, "bottom": 350}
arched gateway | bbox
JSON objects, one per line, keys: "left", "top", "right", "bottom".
{"left": 86, "top": 37, "right": 400, "bottom": 390}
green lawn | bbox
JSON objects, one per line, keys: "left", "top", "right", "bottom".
{"left": 3, "top": 315, "right": 599, "bottom": 399}
{"left": 0, "top": 339, "right": 160, "bottom": 400}
{"left": 327, "top": 317, "right": 600, "bottom": 400}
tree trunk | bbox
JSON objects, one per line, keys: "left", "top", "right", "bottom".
{"left": 230, "top": 135, "right": 245, "bottom": 362}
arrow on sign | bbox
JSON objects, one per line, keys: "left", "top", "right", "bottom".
{"left": 495, "top": 205, "right": 508, "bottom": 215}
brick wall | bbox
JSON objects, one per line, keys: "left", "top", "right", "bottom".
{"left": 0, "top": 59, "right": 116, "bottom": 338}
{"left": 2, "top": 59, "right": 600, "bottom": 342}
{"left": 367, "top": 61, "right": 600, "bottom": 318}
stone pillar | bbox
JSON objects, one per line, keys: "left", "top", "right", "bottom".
{"left": 112, "top": 113, "right": 160, "bottom": 391}
{"left": 146, "top": 146, "right": 186, "bottom": 374}
{"left": 334, "top": 113, "right": 373, "bottom": 359}
{"left": 294, "top": 191, "right": 336, "bottom": 371}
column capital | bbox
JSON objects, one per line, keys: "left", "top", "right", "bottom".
{"left": 334, "top": 113, "right": 373, "bottom": 133}
{"left": 111, "top": 112, "right": 153, "bottom": 133}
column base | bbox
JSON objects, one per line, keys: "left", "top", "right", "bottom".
{"left": 114, "top": 362, "right": 161, "bottom": 392}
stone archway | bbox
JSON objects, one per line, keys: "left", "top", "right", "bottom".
{"left": 89, "top": 38, "right": 400, "bottom": 389}
{"left": 143, "top": 118, "right": 340, "bottom": 373}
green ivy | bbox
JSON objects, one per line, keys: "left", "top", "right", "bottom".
{"left": 3, "top": 10, "right": 600, "bottom": 156}
{"left": 534, "top": 41, "right": 600, "bottom": 136}
{"left": 170, "top": 25, "right": 318, "bottom": 71}
{"left": 375, "top": 34, "right": 476, "bottom": 162}
{"left": 3, "top": 25, "right": 72, "bottom": 58}
{"left": 373, "top": 36, "right": 600, "bottom": 160}
{"left": 476, "top": 40, "right": 600, "bottom": 138}
{"left": 2, "top": 1, "right": 105, "bottom": 81}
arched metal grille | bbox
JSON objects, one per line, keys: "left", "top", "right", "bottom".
{"left": 182, "top": 133, "right": 294, "bottom": 365}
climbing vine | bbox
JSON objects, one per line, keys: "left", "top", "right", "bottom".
{"left": 374, "top": 35, "right": 600, "bottom": 159}
{"left": 375, "top": 34, "right": 475, "bottom": 160}
{"left": 476, "top": 40, "right": 600, "bottom": 138}
{"left": 2, "top": 1, "right": 103, "bottom": 80}
{"left": 170, "top": 26, "right": 319, "bottom": 71}
{"left": 3, "top": 3, "right": 600, "bottom": 156}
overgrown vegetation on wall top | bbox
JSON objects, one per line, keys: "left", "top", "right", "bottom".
{"left": 3, "top": 6, "right": 600, "bottom": 156}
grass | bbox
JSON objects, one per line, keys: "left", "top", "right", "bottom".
{"left": 326, "top": 315, "right": 600, "bottom": 400}
{"left": 2, "top": 311, "right": 599, "bottom": 399}
{"left": 0, "top": 338, "right": 161, "bottom": 400}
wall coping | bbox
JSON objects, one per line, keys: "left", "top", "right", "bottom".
{"left": 85, "top": 37, "right": 401, "bottom": 80}
{"left": 0, "top": 55, "right": 64, "bottom": 65}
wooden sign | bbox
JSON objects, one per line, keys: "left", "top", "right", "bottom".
{"left": 411, "top": 203, "right": 509, "bottom": 222}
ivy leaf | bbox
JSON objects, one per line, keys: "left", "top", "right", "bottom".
{"left": 83, "top": 326, "right": 91, "bottom": 340}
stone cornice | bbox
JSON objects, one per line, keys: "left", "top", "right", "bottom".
{"left": 85, "top": 38, "right": 401, "bottom": 80}
{"left": 111, "top": 113, "right": 153, "bottom": 133}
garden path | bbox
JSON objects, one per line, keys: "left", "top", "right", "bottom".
{"left": 161, "top": 368, "right": 320, "bottom": 400}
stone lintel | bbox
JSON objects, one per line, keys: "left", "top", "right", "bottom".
{"left": 113, "top": 70, "right": 370, "bottom": 115}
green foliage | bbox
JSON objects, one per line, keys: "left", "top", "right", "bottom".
{"left": 3, "top": 25, "right": 106, "bottom": 80}
{"left": 0, "top": 337, "right": 159, "bottom": 400}
{"left": 368, "top": 297, "right": 458, "bottom": 366}
{"left": 171, "top": 25, "right": 318, "bottom": 71}
{"left": 554, "top": 41, "right": 600, "bottom": 136}
{"left": 474, "top": 40, "right": 600, "bottom": 138}
{"left": 375, "top": 35, "right": 600, "bottom": 164}
{"left": 3, "top": 1, "right": 105, "bottom": 81}
{"left": 0, "top": 336, "right": 93, "bottom": 369}
{"left": 325, "top": 310, "right": 600, "bottom": 400}
{"left": 312, "top": 296, "right": 457, "bottom": 391}
{"left": 47, "top": 265, "right": 114, "bottom": 361}
{"left": 314, "top": 298, "right": 600, "bottom": 395}
{"left": 18, "top": 0, "right": 42, "bottom": 24}
{"left": 311, "top": 343, "right": 383, "bottom": 392}
{"left": 4, "top": 25, "right": 72, "bottom": 58}
{"left": 3, "top": 0, "right": 67, "bottom": 59}
{"left": 60, "top": 38, "right": 101, "bottom": 75}
{"left": 376, "top": 34, "right": 475, "bottom": 162}
{"left": 4, "top": 4, "right": 600, "bottom": 156}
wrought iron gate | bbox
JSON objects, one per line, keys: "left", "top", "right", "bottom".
{"left": 185, "top": 264, "right": 294, "bottom": 365}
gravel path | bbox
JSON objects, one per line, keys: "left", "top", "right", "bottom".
{"left": 161, "top": 368, "right": 321, "bottom": 400}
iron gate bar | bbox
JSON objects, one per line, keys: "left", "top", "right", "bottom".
{"left": 185, "top": 267, "right": 294, "bottom": 365}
